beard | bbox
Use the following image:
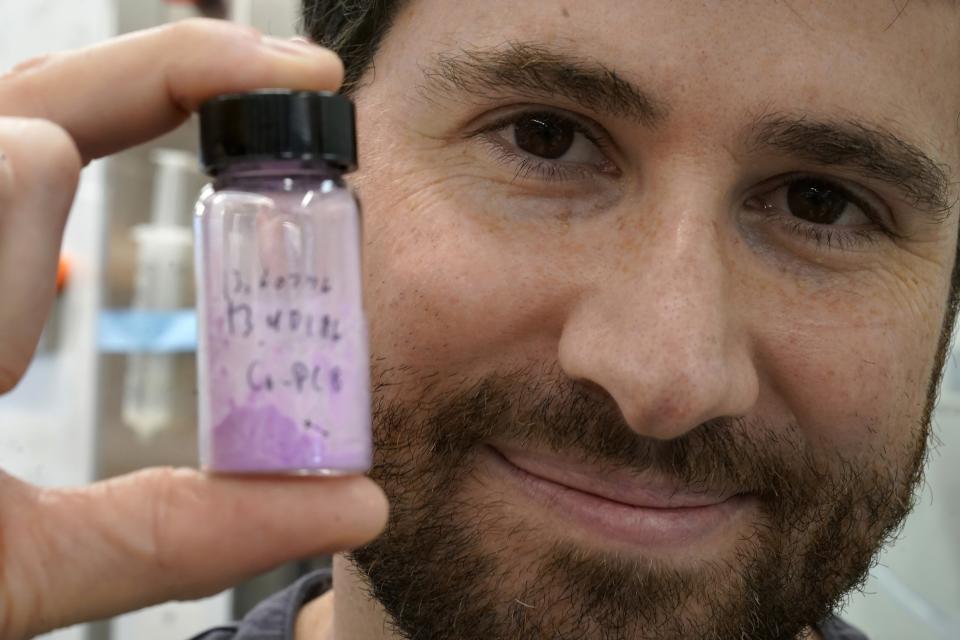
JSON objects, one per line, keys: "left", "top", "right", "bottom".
{"left": 349, "top": 365, "right": 928, "bottom": 640}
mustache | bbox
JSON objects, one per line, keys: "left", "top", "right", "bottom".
{"left": 360, "top": 367, "right": 923, "bottom": 640}
{"left": 373, "top": 369, "right": 833, "bottom": 509}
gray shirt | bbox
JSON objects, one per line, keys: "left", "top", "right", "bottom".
{"left": 189, "top": 571, "right": 870, "bottom": 640}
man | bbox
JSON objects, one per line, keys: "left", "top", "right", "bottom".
{"left": 0, "top": 1, "right": 956, "bottom": 639}
{"left": 279, "top": 2, "right": 957, "bottom": 638}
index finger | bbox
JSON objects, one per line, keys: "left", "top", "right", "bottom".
{"left": 0, "top": 19, "right": 343, "bottom": 162}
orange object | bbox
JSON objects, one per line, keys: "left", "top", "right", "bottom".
{"left": 56, "top": 256, "right": 70, "bottom": 294}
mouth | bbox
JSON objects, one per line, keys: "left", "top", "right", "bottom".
{"left": 484, "top": 443, "right": 754, "bottom": 550}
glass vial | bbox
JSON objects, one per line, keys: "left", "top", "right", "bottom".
{"left": 195, "top": 90, "right": 370, "bottom": 474}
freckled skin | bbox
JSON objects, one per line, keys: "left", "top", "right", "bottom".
{"left": 315, "top": 1, "right": 960, "bottom": 638}
{"left": 354, "top": 0, "right": 958, "bottom": 437}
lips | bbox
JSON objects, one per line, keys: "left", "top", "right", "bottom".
{"left": 492, "top": 443, "right": 735, "bottom": 508}
{"left": 486, "top": 442, "right": 751, "bottom": 548}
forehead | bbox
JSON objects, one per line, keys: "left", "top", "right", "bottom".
{"left": 376, "top": 0, "right": 960, "bottom": 163}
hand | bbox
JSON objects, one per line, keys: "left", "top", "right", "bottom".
{"left": 0, "top": 19, "right": 387, "bottom": 640}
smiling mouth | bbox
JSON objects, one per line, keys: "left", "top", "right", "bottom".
{"left": 484, "top": 443, "right": 754, "bottom": 549}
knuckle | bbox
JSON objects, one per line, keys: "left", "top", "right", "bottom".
{"left": 25, "top": 119, "right": 81, "bottom": 177}
{"left": 145, "top": 467, "right": 177, "bottom": 570}
{"left": 0, "top": 117, "right": 81, "bottom": 190}
{"left": 144, "top": 467, "right": 201, "bottom": 573}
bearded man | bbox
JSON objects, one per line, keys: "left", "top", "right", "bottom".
{"left": 0, "top": 2, "right": 956, "bottom": 640}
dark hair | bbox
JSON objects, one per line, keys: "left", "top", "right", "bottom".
{"left": 301, "top": 0, "right": 407, "bottom": 93}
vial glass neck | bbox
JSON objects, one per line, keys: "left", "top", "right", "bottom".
{"left": 212, "top": 159, "right": 345, "bottom": 190}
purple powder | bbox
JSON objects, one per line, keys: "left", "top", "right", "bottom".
{"left": 211, "top": 405, "right": 324, "bottom": 472}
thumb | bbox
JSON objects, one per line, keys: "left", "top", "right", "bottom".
{"left": 7, "top": 468, "right": 387, "bottom": 638}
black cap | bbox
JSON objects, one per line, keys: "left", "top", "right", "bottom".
{"left": 199, "top": 90, "right": 357, "bottom": 174}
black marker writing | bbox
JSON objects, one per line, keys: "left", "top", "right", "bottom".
{"left": 246, "top": 360, "right": 343, "bottom": 396}
{"left": 225, "top": 305, "right": 341, "bottom": 343}
{"left": 226, "top": 298, "right": 253, "bottom": 338}
{"left": 230, "top": 268, "right": 333, "bottom": 295}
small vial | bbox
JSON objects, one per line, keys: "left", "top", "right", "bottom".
{"left": 195, "top": 90, "right": 370, "bottom": 474}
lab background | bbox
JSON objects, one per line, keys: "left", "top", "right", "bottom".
{"left": 0, "top": 1, "right": 956, "bottom": 639}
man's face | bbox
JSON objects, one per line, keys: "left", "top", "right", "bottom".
{"left": 346, "top": 1, "right": 960, "bottom": 638}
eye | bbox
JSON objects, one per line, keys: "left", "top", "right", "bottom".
{"left": 785, "top": 178, "right": 866, "bottom": 225}
{"left": 744, "top": 174, "right": 897, "bottom": 251}
{"left": 505, "top": 113, "right": 603, "bottom": 163}
{"left": 747, "top": 177, "right": 877, "bottom": 227}
{"left": 475, "top": 110, "right": 617, "bottom": 181}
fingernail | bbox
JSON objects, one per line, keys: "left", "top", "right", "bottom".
{"left": 261, "top": 35, "right": 323, "bottom": 57}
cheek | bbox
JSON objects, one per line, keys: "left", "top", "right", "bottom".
{"left": 359, "top": 171, "right": 575, "bottom": 379}
{"left": 753, "top": 265, "right": 948, "bottom": 455}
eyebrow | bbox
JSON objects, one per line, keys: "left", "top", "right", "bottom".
{"left": 419, "top": 41, "right": 665, "bottom": 126}
{"left": 419, "top": 42, "right": 953, "bottom": 218}
{"left": 749, "top": 114, "right": 952, "bottom": 216}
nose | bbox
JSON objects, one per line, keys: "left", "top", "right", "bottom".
{"left": 557, "top": 196, "right": 759, "bottom": 441}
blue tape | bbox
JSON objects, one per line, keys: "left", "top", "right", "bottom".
{"left": 98, "top": 309, "right": 197, "bottom": 353}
